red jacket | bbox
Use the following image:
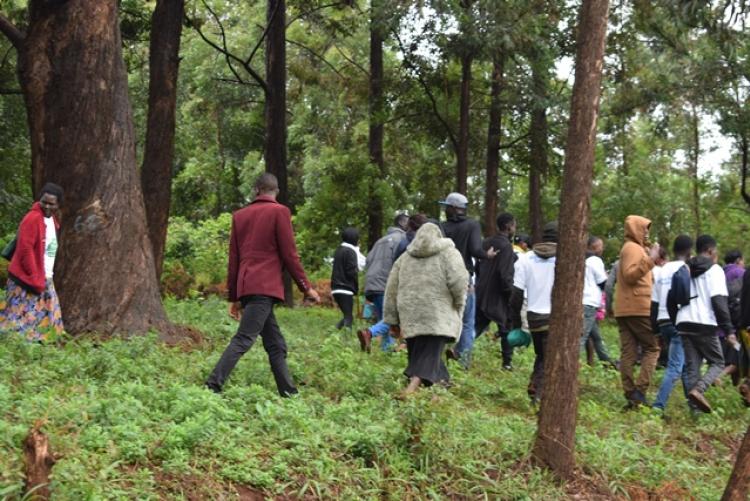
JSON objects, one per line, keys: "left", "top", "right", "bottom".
{"left": 8, "top": 202, "right": 60, "bottom": 294}
{"left": 227, "top": 195, "right": 311, "bottom": 302}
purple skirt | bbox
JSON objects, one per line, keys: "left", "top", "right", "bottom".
{"left": 0, "top": 278, "right": 64, "bottom": 341}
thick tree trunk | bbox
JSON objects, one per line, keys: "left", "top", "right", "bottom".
{"left": 722, "top": 423, "right": 750, "bottom": 501}
{"left": 264, "top": 0, "right": 288, "bottom": 207}
{"left": 531, "top": 0, "right": 610, "bottom": 480}
{"left": 141, "top": 0, "right": 184, "bottom": 281}
{"left": 19, "top": 0, "right": 174, "bottom": 337}
{"left": 528, "top": 55, "right": 549, "bottom": 245}
{"left": 367, "top": 3, "right": 385, "bottom": 249}
{"left": 484, "top": 55, "right": 504, "bottom": 235}
{"left": 456, "top": 51, "right": 472, "bottom": 194}
{"left": 690, "top": 106, "right": 701, "bottom": 235}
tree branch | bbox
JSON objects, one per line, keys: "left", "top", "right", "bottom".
{"left": 287, "top": 39, "right": 347, "bottom": 80}
{"left": 499, "top": 132, "right": 531, "bottom": 149}
{"left": 332, "top": 43, "right": 369, "bottom": 76}
{"left": 0, "top": 14, "right": 24, "bottom": 49}
{"left": 286, "top": 2, "right": 349, "bottom": 28}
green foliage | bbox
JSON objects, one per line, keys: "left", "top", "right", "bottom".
{"left": 0, "top": 300, "right": 746, "bottom": 498}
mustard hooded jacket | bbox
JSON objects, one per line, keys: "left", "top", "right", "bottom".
{"left": 614, "top": 215, "right": 656, "bottom": 317}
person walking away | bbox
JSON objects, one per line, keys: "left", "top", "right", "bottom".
{"left": 440, "top": 192, "right": 496, "bottom": 369}
{"left": 716, "top": 249, "right": 745, "bottom": 385}
{"left": 383, "top": 223, "right": 468, "bottom": 396}
{"left": 394, "top": 214, "right": 429, "bottom": 261}
{"left": 0, "top": 183, "right": 65, "bottom": 341}
{"left": 475, "top": 213, "right": 517, "bottom": 370}
{"left": 357, "top": 214, "right": 408, "bottom": 352}
{"left": 675, "top": 235, "right": 732, "bottom": 413}
{"left": 205, "top": 173, "right": 320, "bottom": 397}
{"left": 581, "top": 236, "right": 616, "bottom": 367}
{"left": 331, "top": 227, "right": 364, "bottom": 330}
{"left": 615, "top": 215, "right": 662, "bottom": 408}
{"left": 510, "top": 222, "right": 558, "bottom": 404}
{"left": 651, "top": 235, "right": 693, "bottom": 413}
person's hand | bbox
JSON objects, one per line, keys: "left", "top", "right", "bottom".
{"left": 228, "top": 301, "right": 242, "bottom": 321}
{"left": 305, "top": 288, "right": 321, "bottom": 304}
{"left": 648, "top": 243, "right": 661, "bottom": 261}
{"left": 486, "top": 247, "right": 497, "bottom": 259}
{"left": 389, "top": 325, "right": 401, "bottom": 337}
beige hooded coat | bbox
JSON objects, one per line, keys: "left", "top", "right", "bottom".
{"left": 614, "top": 215, "right": 655, "bottom": 317}
{"left": 383, "top": 223, "right": 469, "bottom": 340}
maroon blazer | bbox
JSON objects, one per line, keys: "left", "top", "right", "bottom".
{"left": 9, "top": 202, "right": 59, "bottom": 294}
{"left": 227, "top": 195, "right": 311, "bottom": 302}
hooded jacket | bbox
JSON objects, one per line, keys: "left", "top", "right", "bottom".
{"left": 331, "top": 228, "right": 361, "bottom": 294}
{"left": 510, "top": 241, "right": 557, "bottom": 331}
{"left": 364, "top": 226, "right": 406, "bottom": 294}
{"left": 614, "top": 215, "right": 655, "bottom": 317}
{"left": 383, "top": 223, "right": 468, "bottom": 340}
{"left": 8, "top": 202, "right": 60, "bottom": 294}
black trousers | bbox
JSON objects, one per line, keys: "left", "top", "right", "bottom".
{"left": 529, "top": 330, "right": 549, "bottom": 398}
{"left": 333, "top": 293, "right": 354, "bottom": 329}
{"left": 206, "top": 295, "right": 297, "bottom": 396}
{"left": 475, "top": 308, "right": 514, "bottom": 365}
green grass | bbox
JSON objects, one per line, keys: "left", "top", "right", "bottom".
{"left": 0, "top": 297, "right": 746, "bottom": 499}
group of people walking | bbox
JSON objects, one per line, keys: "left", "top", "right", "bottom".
{"left": 2, "top": 174, "right": 749, "bottom": 412}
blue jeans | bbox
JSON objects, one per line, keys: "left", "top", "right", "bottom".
{"left": 454, "top": 290, "right": 476, "bottom": 367}
{"left": 580, "top": 305, "right": 611, "bottom": 362}
{"left": 653, "top": 323, "right": 689, "bottom": 410}
{"left": 366, "top": 293, "right": 394, "bottom": 351}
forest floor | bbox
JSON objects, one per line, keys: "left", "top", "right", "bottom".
{"left": 0, "top": 296, "right": 747, "bottom": 500}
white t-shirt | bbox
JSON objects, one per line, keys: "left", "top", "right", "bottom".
{"left": 676, "top": 263, "right": 728, "bottom": 327}
{"left": 43, "top": 217, "right": 58, "bottom": 279}
{"left": 652, "top": 260, "right": 685, "bottom": 321}
{"left": 583, "top": 255, "right": 607, "bottom": 307}
{"left": 513, "top": 252, "right": 556, "bottom": 314}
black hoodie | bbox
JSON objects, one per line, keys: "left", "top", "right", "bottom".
{"left": 676, "top": 256, "right": 734, "bottom": 335}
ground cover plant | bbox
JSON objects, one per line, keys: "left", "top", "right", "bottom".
{"left": 0, "top": 296, "right": 747, "bottom": 500}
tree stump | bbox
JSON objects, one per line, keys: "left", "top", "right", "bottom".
{"left": 23, "top": 423, "right": 56, "bottom": 500}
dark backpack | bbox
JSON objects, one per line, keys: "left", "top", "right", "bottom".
{"left": 727, "top": 278, "right": 743, "bottom": 328}
{"left": 666, "top": 264, "right": 695, "bottom": 324}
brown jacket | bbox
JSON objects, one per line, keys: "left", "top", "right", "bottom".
{"left": 614, "top": 215, "right": 655, "bottom": 317}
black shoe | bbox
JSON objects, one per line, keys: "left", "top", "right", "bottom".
{"left": 627, "top": 389, "right": 648, "bottom": 407}
{"left": 205, "top": 383, "right": 221, "bottom": 394}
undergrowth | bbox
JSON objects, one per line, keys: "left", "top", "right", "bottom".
{"left": 0, "top": 296, "right": 747, "bottom": 499}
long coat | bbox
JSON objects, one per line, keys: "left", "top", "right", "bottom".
{"left": 475, "top": 233, "right": 516, "bottom": 330}
{"left": 383, "top": 223, "right": 468, "bottom": 340}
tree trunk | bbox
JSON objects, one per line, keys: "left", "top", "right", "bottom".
{"left": 23, "top": 423, "right": 56, "bottom": 500}
{"left": 141, "top": 0, "right": 184, "bottom": 281}
{"left": 264, "top": 0, "right": 288, "bottom": 207}
{"left": 19, "top": 0, "right": 175, "bottom": 337}
{"left": 531, "top": 0, "right": 610, "bottom": 480}
{"left": 456, "top": 51, "right": 472, "bottom": 194}
{"left": 367, "top": 2, "right": 385, "bottom": 249}
{"left": 722, "top": 423, "right": 750, "bottom": 501}
{"left": 690, "top": 106, "right": 701, "bottom": 235}
{"left": 484, "top": 54, "right": 504, "bottom": 235}
{"left": 741, "top": 133, "right": 750, "bottom": 207}
{"left": 528, "top": 53, "right": 549, "bottom": 245}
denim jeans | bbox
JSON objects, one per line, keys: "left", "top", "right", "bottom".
{"left": 653, "top": 323, "right": 689, "bottom": 410}
{"left": 454, "top": 290, "right": 476, "bottom": 368}
{"left": 580, "top": 305, "right": 610, "bottom": 362}
{"left": 366, "top": 293, "right": 394, "bottom": 351}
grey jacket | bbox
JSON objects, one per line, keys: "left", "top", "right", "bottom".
{"left": 364, "top": 226, "right": 406, "bottom": 294}
{"left": 384, "top": 223, "right": 468, "bottom": 340}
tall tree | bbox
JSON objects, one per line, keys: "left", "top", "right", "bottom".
{"left": 141, "top": 0, "right": 185, "bottom": 280}
{"left": 528, "top": 50, "right": 549, "bottom": 244}
{"left": 456, "top": 0, "right": 473, "bottom": 194}
{"left": 4, "top": 0, "right": 177, "bottom": 337}
{"left": 722, "top": 423, "right": 750, "bottom": 500}
{"left": 483, "top": 54, "right": 504, "bottom": 233}
{"left": 265, "top": 0, "right": 288, "bottom": 206}
{"left": 531, "top": 0, "right": 610, "bottom": 479}
{"left": 368, "top": 0, "right": 385, "bottom": 248}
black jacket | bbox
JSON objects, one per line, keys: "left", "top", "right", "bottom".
{"left": 331, "top": 245, "right": 359, "bottom": 294}
{"left": 475, "top": 233, "right": 516, "bottom": 328}
{"left": 440, "top": 215, "right": 488, "bottom": 277}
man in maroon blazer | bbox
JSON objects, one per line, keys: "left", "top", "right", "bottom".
{"left": 206, "top": 173, "right": 320, "bottom": 396}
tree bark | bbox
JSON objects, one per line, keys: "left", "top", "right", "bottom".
{"left": 528, "top": 53, "right": 549, "bottom": 245}
{"left": 722, "top": 423, "right": 750, "bottom": 501}
{"left": 19, "top": 0, "right": 175, "bottom": 338}
{"left": 456, "top": 51, "right": 472, "bottom": 194}
{"left": 690, "top": 106, "right": 701, "bottom": 235}
{"left": 141, "top": 0, "right": 184, "bottom": 281}
{"left": 484, "top": 54, "right": 504, "bottom": 235}
{"left": 23, "top": 423, "right": 56, "bottom": 500}
{"left": 264, "top": 0, "right": 288, "bottom": 207}
{"left": 367, "top": 1, "right": 385, "bottom": 249}
{"left": 531, "top": 0, "right": 610, "bottom": 480}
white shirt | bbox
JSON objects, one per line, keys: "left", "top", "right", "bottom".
{"left": 583, "top": 255, "right": 607, "bottom": 307}
{"left": 652, "top": 260, "right": 685, "bottom": 321}
{"left": 514, "top": 252, "right": 556, "bottom": 314}
{"left": 513, "top": 251, "right": 528, "bottom": 299}
{"left": 676, "top": 264, "right": 728, "bottom": 327}
{"left": 43, "top": 217, "right": 57, "bottom": 279}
